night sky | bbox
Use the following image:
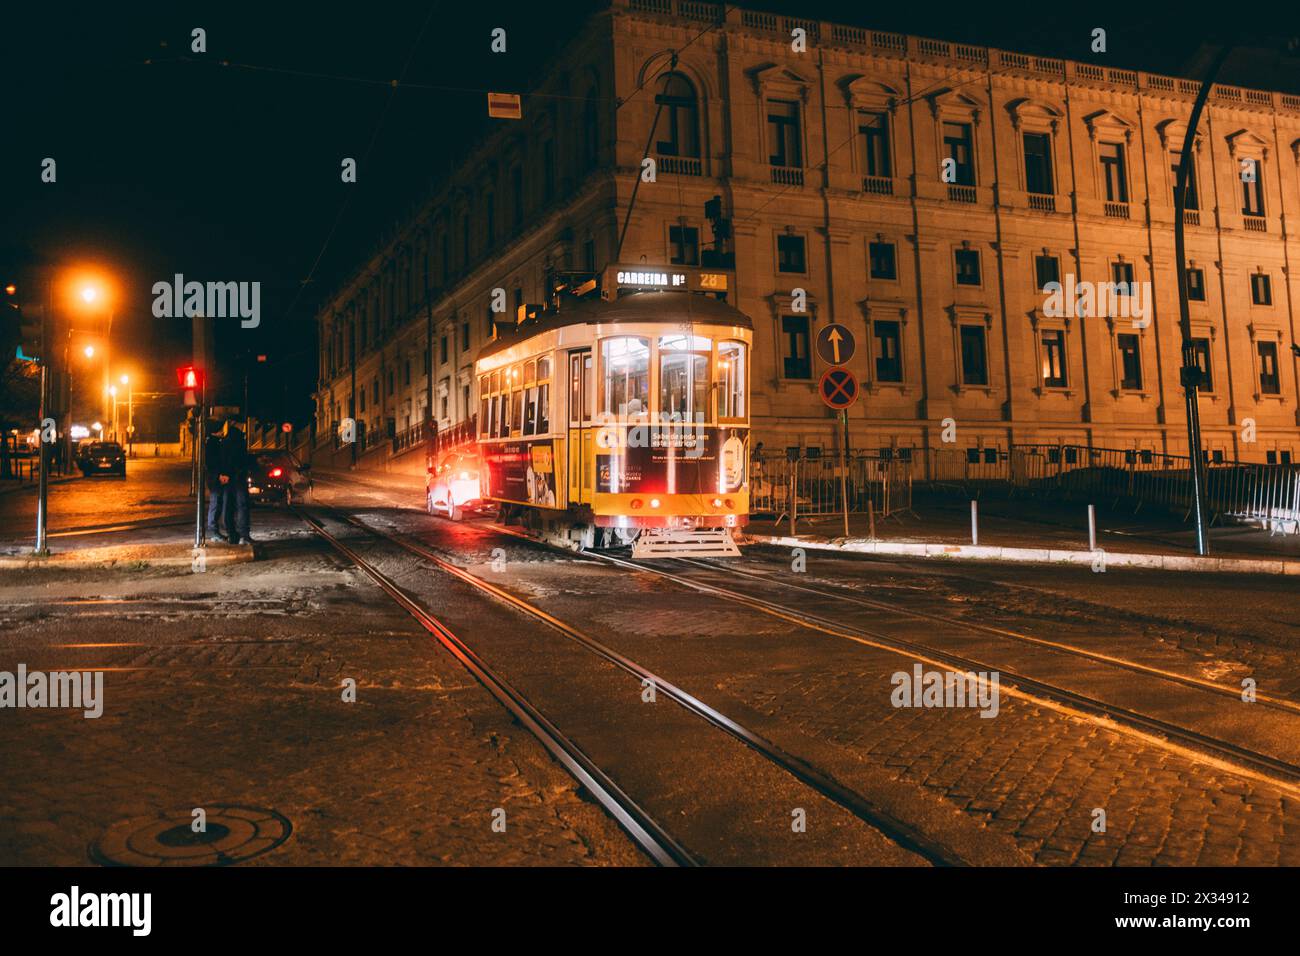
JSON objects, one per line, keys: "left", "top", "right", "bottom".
{"left": 4, "top": 0, "right": 1293, "bottom": 422}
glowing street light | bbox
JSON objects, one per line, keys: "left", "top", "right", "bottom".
{"left": 81, "top": 285, "right": 99, "bottom": 304}
{"left": 83, "top": 345, "right": 95, "bottom": 358}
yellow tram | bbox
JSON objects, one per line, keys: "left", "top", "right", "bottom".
{"left": 474, "top": 265, "right": 752, "bottom": 556}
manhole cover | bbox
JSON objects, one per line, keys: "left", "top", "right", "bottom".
{"left": 90, "top": 805, "right": 291, "bottom": 866}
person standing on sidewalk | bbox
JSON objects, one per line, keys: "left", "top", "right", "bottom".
{"left": 219, "top": 422, "right": 252, "bottom": 545}
{"left": 204, "top": 420, "right": 228, "bottom": 542}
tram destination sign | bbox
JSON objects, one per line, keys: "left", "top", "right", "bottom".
{"left": 604, "top": 265, "right": 732, "bottom": 295}
{"left": 815, "top": 323, "right": 856, "bottom": 366}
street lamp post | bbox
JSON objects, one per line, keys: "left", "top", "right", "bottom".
{"left": 1173, "top": 43, "right": 1233, "bottom": 557}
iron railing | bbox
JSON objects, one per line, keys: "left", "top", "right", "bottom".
{"left": 750, "top": 453, "right": 913, "bottom": 520}
{"left": 1010, "top": 443, "right": 1300, "bottom": 533}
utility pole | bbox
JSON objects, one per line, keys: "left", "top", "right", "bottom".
{"left": 1174, "top": 43, "right": 1233, "bottom": 557}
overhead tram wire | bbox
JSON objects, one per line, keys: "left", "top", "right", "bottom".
{"left": 270, "top": 2, "right": 443, "bottom": 336}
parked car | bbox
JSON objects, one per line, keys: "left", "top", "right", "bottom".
{"left": 426, "top": 449, "right": 482, "bottom": 521}
{"left": 247, "top": 451, "right": 312, "bottom": 504}
{"left": 76, "top": 441, "right": 126, "bottom": 477}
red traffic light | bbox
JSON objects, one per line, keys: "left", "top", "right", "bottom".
{"left": 176, "top": 365, "right": 204, "bottom": 389}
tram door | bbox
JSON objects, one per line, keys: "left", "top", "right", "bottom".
{"left": 567, "top": 349, "right": 594, "bottom": 504}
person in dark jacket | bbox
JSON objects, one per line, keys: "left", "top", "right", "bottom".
{"left": 204, "top": 421, "right": 228, "bottom": 541}
{"left": 219, "top": 423, "right": 252, "bottom": 545}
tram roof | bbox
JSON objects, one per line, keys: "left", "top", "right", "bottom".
{"left": 477, "top": 291, "right": 754, "bottom": 362}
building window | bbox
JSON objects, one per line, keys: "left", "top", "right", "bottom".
{"left": 1241, "top": 159, "right": 1265, "bottom": 216}
{"left": 781, "top": 315, "right": 811, "bottom": 379}
{"left": 942, "top": 122, "right": 975, "bottom": 185}
{"left": 440, "top": 335, "right": 448, "bottom": 364}
{"left": 1192, "top": 338, "right": 1213, "bottom": 391}
{"left": 1041, "top": 330, "right": 1067, "bottom": 388}
{"left": 387, "top": 370, "right": 395, "bottom": 395}
{"left": 1258, "top": 341, "right": 1281, "bottom": 394}
{"left": 1111, "top": 261, "right": 1135, "bottom": 294}
{"left": 1172, "top": 154, "right": 1199, "bottom": 209}
{"left": 583, "top": 238, "right": 596, "bottom": 272}
{"left": 1035, "top": 255, "right": 1060, "bottom": 292}
{"left": 874, "top": 320, "right": 902, "bottom": 382}
{"left": 1251, "top": 273, "right": 1272, "bottom": 306}
{"left": 655, "top": 73, "right": 700, "bottom": 158}
{"left": 1185, "top": 267, "right": 1206, "bottom": 301}
{"left": 955, "top": 249, "right": 981, "bottom": 286}
{"left": 869, "top": 242, "right": 897, "bottom": 280}
{"left": 511, "top": 165, "right": 524, "bottom": 229}
{"left": 461, "top": 320, "right": 470, "bottom": 351}
{"left": 1023, "top": 132, "right": 1053, "bottom": 194}
{"left": 670, "top": 225, "right": 700, "bottom": 265}
{"left": 372, "top": 379, "right": 380, "bottom": 404}
{"left": 583, "top": 94, "right": 599, "bottom": 169}
{"left": 858, "top": 111, "right": 891, "bottom": 177}
{"left": 959, "top": 325, "right": 988, "bottom": 386}
{"left": 767, "top": 99, "right": 801, "bottom": 167}
{"left": 777, "top": 233, "right": 806, "bottom": 273}
{"left": 1099, "top": 142, "right": 1128, "bottom": 202}
{"left": 542, "top": 139, "right": 555, "bottom": 202}
{"left": 1118, "top": 334, "right": 1142, "bottom": 390}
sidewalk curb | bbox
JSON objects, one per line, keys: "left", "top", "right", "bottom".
{"left": 0, "top": 542, "right": 256, "bottom": 571}
{"left": 0, "top": 474, "right": 80, "bottom": 497}
{"left": 747, "top": 534, "right": 1300, "bottom": 576}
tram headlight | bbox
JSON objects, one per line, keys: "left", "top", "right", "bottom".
{"left": 711, "top": 497, "right": 723, "bottom": 508}
{"left": 649, "top": 498, "right": 661, "bottom": 509}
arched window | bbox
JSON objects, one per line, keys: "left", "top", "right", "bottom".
{"left": 655, "top": 73, "right": 700, "bottom": 158}
{"left": 583, "top": 93, "right": 600, "bottom": 169}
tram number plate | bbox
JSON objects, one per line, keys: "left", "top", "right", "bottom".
{"left": 697, "top": 272, "right": 728, "bottom": 291}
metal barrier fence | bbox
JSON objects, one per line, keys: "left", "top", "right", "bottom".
{"left": 750, "top": 454, "right": 913, "bottom": 520}
{"left": 1010, "top": 444, "right": 1300, "bottom": 533}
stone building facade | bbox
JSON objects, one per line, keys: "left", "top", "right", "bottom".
{"left": 314, "top": 0, "right": 1300, "bottom": 468}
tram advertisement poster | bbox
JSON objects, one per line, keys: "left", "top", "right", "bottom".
{"left": 484, "top": 440, "right": 558, "bottom": 507}
{"left": 596, "top": 427, "right": 747, "bottom": 494}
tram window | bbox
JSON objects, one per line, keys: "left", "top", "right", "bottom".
{"left": 569, "top": 355, "right": 582, "bottom": 426}
{"left": 524, "top": 359, "right": 537, "bottom": 387}
{"left": 523, "top": 387, "right": 538, "bottom": 436}
{"left": 538, "top": 356, "right": 550, "bottom": 382}
{"left": 717, "top": 341, "right": 746, "bottom": 420}
{"left": 659, "top": 334, "right": 711, "bottom": 421}
{"left": 601, "top": 337, "right": 650, "bottom": 418}
{"left": 511, "top": 388, "right": 524, "bottom": 438}
{"left": 538, "top": 382, "right": 550, "bottom": 433}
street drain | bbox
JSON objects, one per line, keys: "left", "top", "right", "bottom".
{"left": 90, "top": 805, "right": 291, "bottom": 866}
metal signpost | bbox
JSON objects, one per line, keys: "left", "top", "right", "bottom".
{"left": 819, "top": 366, "right": 860, "bottom": 539}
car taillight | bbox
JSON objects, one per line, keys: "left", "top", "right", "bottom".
{"left": 270, "top": 468, "right": 283, "bottom": 478}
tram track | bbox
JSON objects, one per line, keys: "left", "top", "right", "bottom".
{"left": 674, "top": 555, "right": 1300, "bottom": 716}
{"left": 575, "top": 549, "right": 1300, "bottom": 796}
{"left": 293, "top": 507, "right": 695, "bottom": 868}
{"left": 300, "top": 503, "right": 967, "bottom": 867}
{"left": 394, "top": 512, "right": 1300, "bottom": 795}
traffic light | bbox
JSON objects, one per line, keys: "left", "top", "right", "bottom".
{"left": 176, "top": 365, "right": 204, "bottom": 407}
{"left": 2, "top": 281, "right": 44, "bottom": 363}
